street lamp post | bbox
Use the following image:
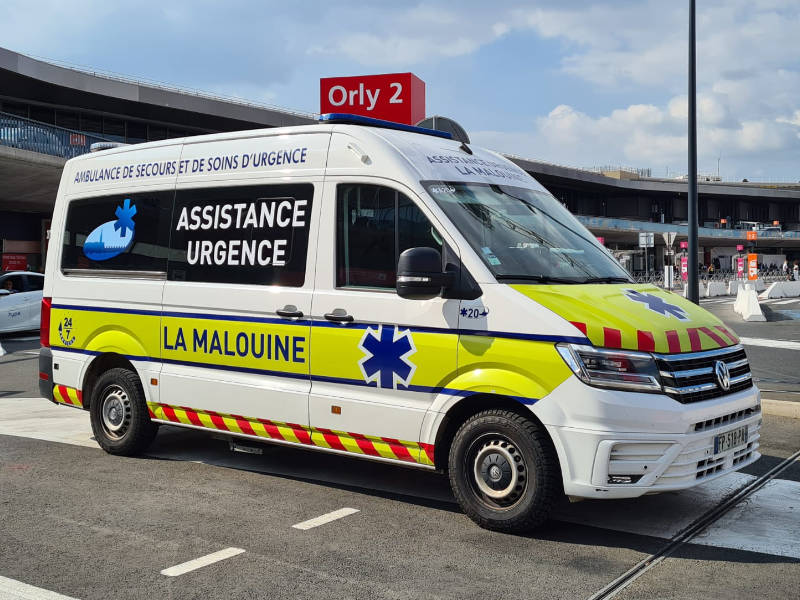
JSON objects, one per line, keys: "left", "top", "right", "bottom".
{"left": 687, "top": 0, "right": 699, "bottom": 304}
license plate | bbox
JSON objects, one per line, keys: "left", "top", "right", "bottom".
{"left": 714, "top": 426, "right": 749, "bottom": 454}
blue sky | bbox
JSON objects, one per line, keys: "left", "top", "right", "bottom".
{"left": 4, "top": 0, "right": 799, "bottom": 181}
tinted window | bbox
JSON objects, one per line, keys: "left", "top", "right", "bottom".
{"left": 336, "top": 184, "right": 440, "bottom": 289}
{"left": 168, "top": 184, "right": 313, "bottom": 287}
{"left": 24, "top": 275, "right": 44, "bottom": 291}
{"left": 61, "top": 192, "right": 173, "bottom": 272}
{"left": 1, "top": 275, "right": 25, "bottom": 293}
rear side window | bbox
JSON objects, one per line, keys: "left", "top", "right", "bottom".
{"left": 168, "top": 183, "right": 313, "bottom": 287}
{"left": 61, "top": 192, "right": 173, "bottom": 272}
{"left": 24, "top": 275, "right": 44, "bottom": 291}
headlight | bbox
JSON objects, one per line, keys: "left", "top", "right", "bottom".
{"left": 556, "top": 343, "right": 662, "bottom": 393}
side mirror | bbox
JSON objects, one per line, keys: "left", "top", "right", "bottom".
{"left": 0, "top": 289, "right": 9, "bottom": 297}
{"left": 396, "top": 247, "right": 449, "bottom": 300}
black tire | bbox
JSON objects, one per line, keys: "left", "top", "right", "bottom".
{"left": 89, "top": 367, "right": 157, "bottom": 456}
{"left": 448, "top": 409, "right": 560, "bottom": 532}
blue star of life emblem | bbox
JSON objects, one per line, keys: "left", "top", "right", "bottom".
{"left": 624, "top": 289, "right": 689, "bottom": 320}
{"left": 358, "top": 325, "right": 417, "bottom": 389}
{"left": 114, "top": 198, "right": 137, "bottom": 236}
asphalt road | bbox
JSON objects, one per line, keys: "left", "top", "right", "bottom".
{"left": 0, "top": 311, "right": 798, "bottom": 600}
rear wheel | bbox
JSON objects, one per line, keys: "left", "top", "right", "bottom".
{"left": 448, "top": 409, "right": 560, "bottom": 532}
{"left": 90, "top": 367, "right": 157, "bottom": 455}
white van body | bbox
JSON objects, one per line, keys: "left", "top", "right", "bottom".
{"left": 41, "top": 119, "right": 761, "bottom": 531}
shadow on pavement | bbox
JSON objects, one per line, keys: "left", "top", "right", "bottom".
{"left": 142, "top": 425, "right": 798, "bottom": 564}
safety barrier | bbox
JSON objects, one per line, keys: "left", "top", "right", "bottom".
{"left": 760, "top": 281, "right": 800, "bottom": 299}
{"left": 705, "top": 281, "right": 728, "bottom": 297}
{"left": 733, "top": 284, "right": 766, "bottom": 322}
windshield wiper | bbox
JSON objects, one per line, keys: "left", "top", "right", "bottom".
{"left": 581, "top": 277, "right": 632, "bottom": 284}
{"left": 495, "top": 275, "right": 583, "bottom": 284}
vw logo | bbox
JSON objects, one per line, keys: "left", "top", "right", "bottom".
{"left": 715, "top": 360, "right": 731, "bottom": 391}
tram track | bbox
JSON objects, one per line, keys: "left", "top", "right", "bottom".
{"left": 588, "top": 447, "right": 800, "bottom": 599}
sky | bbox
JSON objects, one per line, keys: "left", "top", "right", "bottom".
{"left": 3, "top": 0, "right": 799, "bottom": 182}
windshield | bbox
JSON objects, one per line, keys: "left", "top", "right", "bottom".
{"left": 423, "top": 181, "right": 631, "bottom": 284}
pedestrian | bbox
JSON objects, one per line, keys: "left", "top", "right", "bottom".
{"left": 794, "top": 260, "right": 799, "bottom": 282}
{"left": 783, "top": 258, "right": 790, "bottom": 279}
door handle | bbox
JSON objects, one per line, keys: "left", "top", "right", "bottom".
{"left": 324, "top": 308, "right": 354, "bottom": 323}
{"left": 276, "top": 305, "right": 304, "bottom": 319}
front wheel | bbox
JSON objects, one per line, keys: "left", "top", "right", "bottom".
{"left": 90, "top": 367, "right": 157, "bottom": 456}
{"left": 448, "top": 409, "right": 560, "bottom": 532}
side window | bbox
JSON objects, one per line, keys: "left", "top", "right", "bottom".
{"left": 336, "top": 184, "right": 441, "bottom": 289}
{"left": 61, "top": 191, "right": 172, "bottom": 272}
{"left": 1, "top": 275, "right": 25, "bottom": 293}
{"left": 168, "top": 183, "right": 313, "bottom": 287}
{"left": 23, "top": 275, "right": 44, "bottom": 291}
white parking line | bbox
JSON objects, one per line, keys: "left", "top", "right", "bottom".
{"left": 292, "top": 507, "right": 360, "bottom": 530}
{"left": 772, "top": 299, "right": 800, "bottom": 305}
{"left": 740, "top": 337, "right": 800, "bottom": 351}
{"left": 160, "top": 547, "right": 245, "bottom": 577}
{"left": 0, "top": 575, "right": 80, "bottom": 599}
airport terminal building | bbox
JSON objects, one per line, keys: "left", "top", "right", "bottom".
{"left": 2, "top": 46, "right": 799, "bottom": 273}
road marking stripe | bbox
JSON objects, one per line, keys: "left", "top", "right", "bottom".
{"left": 773, "top": 299, "right": 800, "bottom": 305}
{"left": 292, "top": 507, "right": 360, "bottom": 530}
{"left": 0, "top": 575, "right": 80, "bottom": 599}
{"left": 762, "top": 398, "right": 800, "bottom": 419}
{"left": 160, "top": 547, "right": 245, "bottom": 577}
{"left": 740, "top": 337, "right": 800, "bottom": 351}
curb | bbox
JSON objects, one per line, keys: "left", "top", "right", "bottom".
{"left": 762, "top": 398, "right": 800, "bottom": 419}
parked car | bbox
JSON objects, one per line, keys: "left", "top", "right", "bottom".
{"left": 0, "top": 271, "right": 44, "bottom": 333}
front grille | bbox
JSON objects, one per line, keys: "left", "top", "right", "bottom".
{"left": 694, "top": 405, "right": 761, "bottom": 431}
{"left": 655, "top": 345, "right": 753, "bottom": 403}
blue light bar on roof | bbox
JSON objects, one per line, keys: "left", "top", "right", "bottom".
{"left": 318, "top": 113, "right": 453, "bottom": 140}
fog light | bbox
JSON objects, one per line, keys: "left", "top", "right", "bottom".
{"left": 607, "top": 475, "right": 643, "bottom": 484}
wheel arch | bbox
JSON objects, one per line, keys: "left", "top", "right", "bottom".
{"left": 81, "top": 353, "right": 136, "bottom": 410}
{"left": 432, "top": 393, "right": 559, "bottom": 474}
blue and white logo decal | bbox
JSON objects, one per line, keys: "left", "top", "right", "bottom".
{"left": 358, "top": 325, "right": 417, "bottom": 389}
{"left": 624, "top": 289, "right": 689, "bottom": 321}
{"left": 83, "top": 198, "right": 137, "bottom": 261}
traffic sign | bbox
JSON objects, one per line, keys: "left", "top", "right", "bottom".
{"left": 638, "top": 232, "right": 654, "bottom": 248}
{"left": 662, "top": 231, "right": 676, "bottom": 248}
{"left": 746, "top": 230, "right": 758, "bottom": 241}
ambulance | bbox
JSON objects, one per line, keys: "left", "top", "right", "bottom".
{"left": 39, "top": 114, "right": 761, "bottom": 532}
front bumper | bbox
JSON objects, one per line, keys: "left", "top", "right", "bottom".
{"left": 534, "top": 375, "right": 762, "bottom": 499}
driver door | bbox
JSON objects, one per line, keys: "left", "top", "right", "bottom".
{"left": 308, "top": 179, "right": 461, "bottom": 462}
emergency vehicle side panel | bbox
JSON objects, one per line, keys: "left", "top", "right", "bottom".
{"left": 46, "top": 140, "right": 184, "bottom": 406}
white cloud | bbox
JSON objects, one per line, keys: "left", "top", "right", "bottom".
{"left": 472, "top": 91, "right": 800, "bottom": 181}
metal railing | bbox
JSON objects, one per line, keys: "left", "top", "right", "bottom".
{"left": 0, "top": 111, "right": 115, "bottom": 160}
{"left": 632, "top": 270, "right": 791, "bottom": 290}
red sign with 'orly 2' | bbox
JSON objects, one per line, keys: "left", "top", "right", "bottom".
{"left": 320, "top": 73, "right": 426, "bottom": 125}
